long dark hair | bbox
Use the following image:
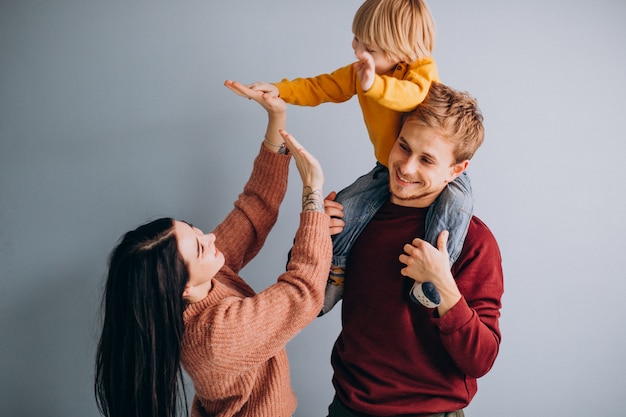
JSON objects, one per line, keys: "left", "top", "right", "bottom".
{"left": 95, "top": 218, "right": 189, "bottom": 417}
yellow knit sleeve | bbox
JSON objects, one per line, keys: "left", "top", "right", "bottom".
{"left": 275, "top": 63, "right": 358, "bottom": 106}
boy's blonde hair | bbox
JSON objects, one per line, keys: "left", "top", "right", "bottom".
{"left": 352, "top": 0, "right": 435, "bottom": 64}
{"left": 405, "top": 82, "right": 485, "bottom": 163}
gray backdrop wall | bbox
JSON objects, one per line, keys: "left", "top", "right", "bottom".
{"left": 2, "top": 1, "right": 625, "bottom": 416}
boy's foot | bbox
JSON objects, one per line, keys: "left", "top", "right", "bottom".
{"left": 319, "top": 267, "right": 345, "bottom": 316}
{"left": 410, "top": 281, "right": 440, "bottom": 308}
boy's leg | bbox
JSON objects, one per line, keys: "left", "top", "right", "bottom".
{"left": 320, "top": 163, "right": 389, "bottom": 315}
{"left": 410, "top": 172, "right": 473, "bottom": 308}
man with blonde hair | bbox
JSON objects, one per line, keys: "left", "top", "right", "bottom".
{"left": 326, "top": 82, "right": 504, "bottom": 417}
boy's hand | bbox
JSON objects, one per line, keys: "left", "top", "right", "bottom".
{"left": 353, "top": 49, "right": 375, "bottom": 92}
{"left": 247, "top": 82, "right": 280, "bottom": 97}
{"left": 224, "top": 80, "right": 286, "bottom": 114}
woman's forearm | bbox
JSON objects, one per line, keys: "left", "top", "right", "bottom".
{"left": 263, "top": 111, "right": 287, "bottom": 153}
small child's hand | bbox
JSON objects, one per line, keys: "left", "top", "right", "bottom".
{"left": 224, "top": 80, "right": 286, "bottom": 114}
{"left": 353, "top": 50, "right": 375, "bottom": 92}
{"left": 247, "top": 82, "right": 279, "bottom": 97}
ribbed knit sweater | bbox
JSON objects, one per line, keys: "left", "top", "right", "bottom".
{"left": 275, "top": 57, "right": 439, "bottom": 167}
{"left": 180, "top": 146, "right": 332, "bottom": 417}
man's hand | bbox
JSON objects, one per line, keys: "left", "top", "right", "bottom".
{"left": 399, "top": 230, "right": 462, "bottom": 316}
{"left": 399, "top": 231, "right": 450, "bottom": 283}
{"left": 323, "top": 191, "right": 345, "bottom": 236}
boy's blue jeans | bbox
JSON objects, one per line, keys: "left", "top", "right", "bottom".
{"left": 332, "top": 163, "right": 473, "bottom": 275}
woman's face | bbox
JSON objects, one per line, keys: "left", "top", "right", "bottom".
{"left": 174, "top": 221, "right": 225, "bottom": 292}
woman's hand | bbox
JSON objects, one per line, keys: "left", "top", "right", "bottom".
{"left": 224, "top": 80, "right": 286, "bottom": 114}
{"left": 280, "top": 129, "right": 325, "bottom": 213}
{"left": 247, "top": 81, "right": 280, "bottom": 97}
{"left": 225, "top": 80, "right": 287, "bottom": 151}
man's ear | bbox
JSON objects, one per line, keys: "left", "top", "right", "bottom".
{"left": 450, "top": 160, "right": 469, "bottom": 181}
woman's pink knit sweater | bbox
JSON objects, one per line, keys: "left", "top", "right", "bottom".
{"left": 181, "top": 146, "right": 332, "bottom": 417}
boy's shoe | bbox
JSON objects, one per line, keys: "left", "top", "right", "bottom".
{"left": 319, "top": 267, "right": 345, "bottom": 316}
{"left": 410, "top": 281, "right": 440, "bottom": 308}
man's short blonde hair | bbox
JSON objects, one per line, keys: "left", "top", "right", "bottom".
{"left": 405, "top": 83, "right": 485, "bottom": 163}
{"left": 352, "top": 0, "right": 435, "bottom": 64}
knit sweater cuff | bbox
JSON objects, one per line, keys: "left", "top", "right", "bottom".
{"left": 364, "top": 74, "right": 385, "bottom": 100}
{"left": 296, "top": 210, "right": 331, "bottom": 243}
{"left": 274, "top": 80, "right": 293, "bottom": 100}
{"left": 252, "top": 144, "right": 291, "bottom": 196}
{"left": 435, "top": 297, "right": 474, "bottom": 335}
{"left": 288, "top": 210, "right": 332, "bottom": 280}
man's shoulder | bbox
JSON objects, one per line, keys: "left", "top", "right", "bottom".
{"left": 469, "top": 215, "right": 493, "bottom": 233}
{"left": 454, "top": 215, "right": 503, "bottom": 274}
{"left": 466, "top": 215, "right": 500, "bottom": 249}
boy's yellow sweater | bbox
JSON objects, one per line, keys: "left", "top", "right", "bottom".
{"left": 275, "top": 57, "right": 439, "bottom": 167}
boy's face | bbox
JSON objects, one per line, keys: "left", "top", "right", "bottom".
{"left": 387, "top": 119, "right": 468, "bottom": 208}
{"left": 352, "top": 36, "right": 397, "bottom": 73}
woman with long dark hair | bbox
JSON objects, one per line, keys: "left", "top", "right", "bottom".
{"left": 95, "top": 81, "right": 336, "bottom": 417}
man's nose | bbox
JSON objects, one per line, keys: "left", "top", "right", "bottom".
{"left": 401, "top": 157, "right": 419, "bottom": 174}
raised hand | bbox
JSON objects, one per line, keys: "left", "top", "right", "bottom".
{"left": 279, "top": 129, "right": 324, "bottom": 213}
{"left": 225, "top": 80, "right": 287, "bottom": 149}
{"left": 247, "top": 82, "right": 279, "bottom": 97}
{"left": 353, "top": 49, "right": 376, "bottom": 92}
{"left": 224, "top": 80, "right": 286, "bottom": 114}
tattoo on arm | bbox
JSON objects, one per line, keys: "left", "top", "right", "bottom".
{"left": 302, "top": 186, "right": 324, "bottom": 212}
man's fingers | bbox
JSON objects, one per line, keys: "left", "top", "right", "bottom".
{"left": 438, "top": 230, "right": 449, "bottom": 253}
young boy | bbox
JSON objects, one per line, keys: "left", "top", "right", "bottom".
{"left": 244, "top": 0, "right": 473, "bottom": 313}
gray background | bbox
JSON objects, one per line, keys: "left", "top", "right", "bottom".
{"left": 1, "top": 0, "right": 625, "bottom": 416}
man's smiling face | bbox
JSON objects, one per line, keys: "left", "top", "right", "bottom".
{"left": 387, "top": 119, "right": 468, "bottom": 208}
